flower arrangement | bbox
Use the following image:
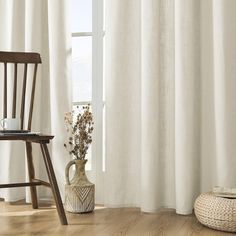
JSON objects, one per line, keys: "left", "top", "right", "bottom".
{"left": 64, "top": 105, "right": 94, "bottom": 160}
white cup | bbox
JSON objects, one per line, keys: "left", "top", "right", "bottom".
{"left": 0, "top": 118, "right": 21, "bottom": 130}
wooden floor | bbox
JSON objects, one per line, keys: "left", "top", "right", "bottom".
{"left": 0, "top": 199, "right": 234, "bottom": 236}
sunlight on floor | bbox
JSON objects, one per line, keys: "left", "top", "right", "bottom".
{"left": 0, "top": 202, "right": 106, "bottom": 217}
{"left": 94, "top": 205, "right": 106, "bottom": 210}
{"left": 0, "top": 208, "right": 55, "bottom": 216}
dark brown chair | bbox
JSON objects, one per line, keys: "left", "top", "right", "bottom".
{"left": 0, "top": 51, "right": 68, "bottom": 225}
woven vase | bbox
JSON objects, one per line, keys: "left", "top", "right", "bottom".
{"left": 65, "top": 159, "right": 95, "bottom": 213}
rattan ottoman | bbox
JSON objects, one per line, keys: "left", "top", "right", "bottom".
{"left": 194, "top": 192, "right": 236, "bottom": 232}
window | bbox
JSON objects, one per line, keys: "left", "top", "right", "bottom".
{"left": 70, "top": 0, "right": 105, "bottom": 183}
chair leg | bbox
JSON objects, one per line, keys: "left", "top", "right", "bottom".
{"left": 26, "top": 142, "right": 38, "bottom": 209}
{"left": 40, "top": 143, "right": 68, "bottom": 225}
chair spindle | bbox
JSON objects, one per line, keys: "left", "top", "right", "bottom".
{"left": 28, "top": 63, "right": 38, "bottom": 130}
{"left": 12, "top": 63, "right": 18, "bottom": 118}
{"left": 20, "top": 63, "right": 28, "bottom": 129}
{"left": 4, "top": 63, "right": 7, "bottom": 118}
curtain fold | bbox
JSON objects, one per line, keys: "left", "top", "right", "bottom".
{"left": 105, "top": 0, "right": 141, "bottom": 207}
{"left": 0, "top": 0, "right": 71, "bottom": 202}
{"left": 175, "top": 0, "right": 201, "bottom": 214}
{"left": 105, "top": 0, "right": 236, "bottom": 214}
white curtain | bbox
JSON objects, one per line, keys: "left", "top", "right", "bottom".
{"left": 0, "top": 0, "right": 71, "bottom": 202}
{"left": 104, "top": 0, "right": 236, "bottom": 214}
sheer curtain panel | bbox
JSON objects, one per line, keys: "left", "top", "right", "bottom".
{"left": 0, "top": 0, "right": 71, "bottom": 202}
{"left": 104, "top": 0, "right": 236, "bottom": 214}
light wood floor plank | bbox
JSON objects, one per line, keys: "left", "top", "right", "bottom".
{"left": 0, "top": 200, "right": 234, "bottom": 236}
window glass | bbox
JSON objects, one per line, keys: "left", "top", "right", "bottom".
{"left": 70, "top": 0, "right": 92, "bottom": 32}
{"left": 72, "top": 37, "right": 92, "bottom": 102}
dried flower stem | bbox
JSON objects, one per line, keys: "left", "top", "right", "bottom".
{"left": 64, "top": 105, "right": 94, "bottom": 160}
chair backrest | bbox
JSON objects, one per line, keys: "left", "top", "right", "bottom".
{"left": 0, "top": 51, "right": 42, "bottom": 131}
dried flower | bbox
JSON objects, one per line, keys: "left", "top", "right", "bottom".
{"left": 64, "top": 105, "right": 94, "bottom": 160}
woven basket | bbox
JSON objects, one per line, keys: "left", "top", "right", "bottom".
{"left": 194, "top": 192, "right": 236, "bottom": 232}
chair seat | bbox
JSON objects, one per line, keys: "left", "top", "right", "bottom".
{"left": 0, "top": 133, "right": 54, "bottom": 142}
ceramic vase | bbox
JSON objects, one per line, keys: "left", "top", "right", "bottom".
{"left": 65, "top": 159, "right": 95, "bottom": 213}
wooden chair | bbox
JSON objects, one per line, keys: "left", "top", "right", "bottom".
{"left": 0, "top": 51, "right": 68, "bottom": 225}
